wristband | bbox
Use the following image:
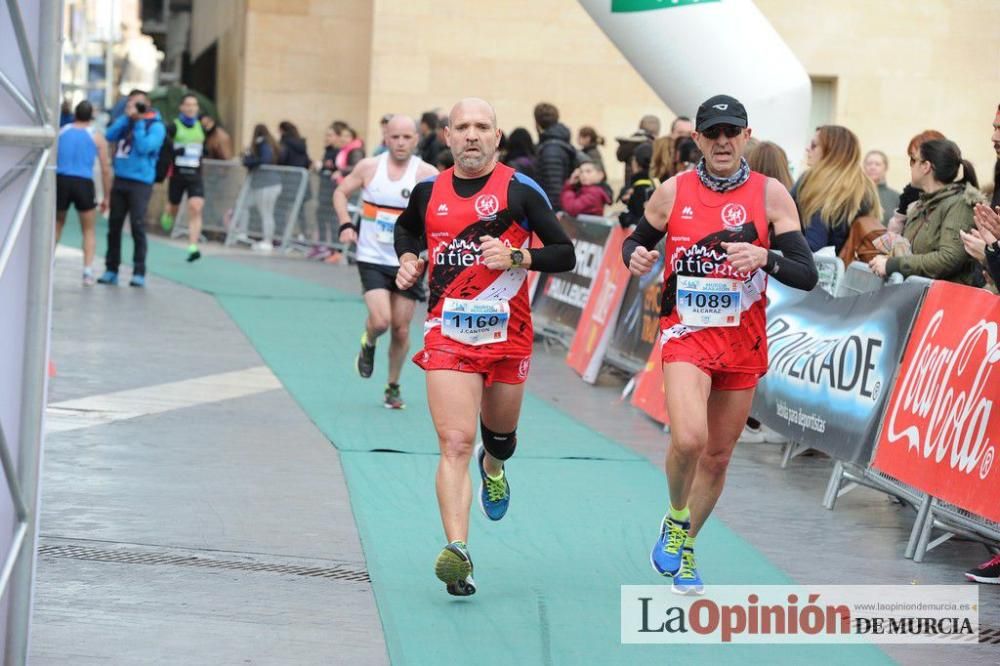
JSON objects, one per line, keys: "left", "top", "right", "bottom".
{"left": 338, "top": 222, "right": 356, "bottom": 233}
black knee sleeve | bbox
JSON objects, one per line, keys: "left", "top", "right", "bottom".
{"left": 480, "top": 421, "right": 517, "bottom": 461}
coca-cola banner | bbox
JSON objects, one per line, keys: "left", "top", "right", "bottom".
{"left": 871, "top": 282, "right": 1000, "bottom": 523}
{"left": 751, "top": 282, "right": 926, "bottom": 464}
{"left": 532, "top": 214, "right": 613, "bottom": 341}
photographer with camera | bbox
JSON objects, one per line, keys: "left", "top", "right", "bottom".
{"left": 98, "top": 89, "right": 166, "bottom": 287}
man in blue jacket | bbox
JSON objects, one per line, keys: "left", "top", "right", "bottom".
{"left": 98, "top": 89, "right": 166, "bottom": 287}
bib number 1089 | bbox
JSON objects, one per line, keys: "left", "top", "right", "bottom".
{"left": 676, "top": 276, "right": 742, "bottom": 327}
{"left": 681, "top": 292, "right": 734, "bottom": 310}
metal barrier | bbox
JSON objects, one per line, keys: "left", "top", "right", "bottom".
{"left": 835, "top": 261, "right": 885, "bottom": 297}
{"left": 225, "top": 164, "right": 308, "bottom": 249}
{"left": 172, "top": 159, "right": 246, "bottom": 242}
{"left": 912, "top": 499, "right": 1000, "bottom": 563}
{"left": 284, "top": 171, "right": 361, "bottom": 256}
{"left": 814, "top": 254, "right": 845, "bottom": 295}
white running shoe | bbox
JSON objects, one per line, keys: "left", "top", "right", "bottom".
{"left": 251, "top": 241, "right": 273, "bottom": 253}
{"left": 739, "top": 425, "right": 766, "bottom": 444}
{"left": 761, "top": 425, "right": 788, "bottom": 444}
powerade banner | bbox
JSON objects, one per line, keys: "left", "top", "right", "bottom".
{"left": 872, "top": 282, "right": 1000, "bottom": 523}
{"left": 751, "top": 282, "right": 926, "bottom": 464}
{"left": 606, "top": 242, "right": 665, "bottom": 373}
{"left": 532, "top": 214, "right": 613, "bottom": 340}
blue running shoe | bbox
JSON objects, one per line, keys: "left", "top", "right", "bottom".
{"left": 671, "top": 547, "right": 705, "bottom": 596}
{"left": 129, "top": 275, "right": 146, "bottom": 288}
{"left": 435, "top": 541, "right": 476, "bottom": 596}
{"left": 96, "top": 270, "right": 118, "bottom": 285}
{"left": 650, "top": 514, "right": 689, "bottom": 577}
{"left": 475, "top": 444, "right": 510, "bottom": 521}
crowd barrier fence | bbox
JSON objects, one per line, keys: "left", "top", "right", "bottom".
{"left": 223, "top": 165, "right": 308, "bottom": 249}
{"left": 171, "top": 159, "right": 246, "bottom": 242}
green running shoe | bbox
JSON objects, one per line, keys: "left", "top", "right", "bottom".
{"left": 435, "top": 541, "right": 476, "bottom": 596}
{"left": 356, "top": 332, "right": 376, "bottom": 378}
{"left": 384, "top": 384, "right": 404, "bottom": 409}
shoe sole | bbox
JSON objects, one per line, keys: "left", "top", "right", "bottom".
{"left": 964, "top": 573, "right": 1000, "bottom": 584}
{"left": 475, "top": 443, "right": 507, "bottom": 522}
{"left": 383, "top": 402, "right": 405, "bottom": 410}
{"left": 671, "top": 582, "right": 706, "bottom": 596}
{"left": 435, "top": 549, "right": 476, "bottom": 596}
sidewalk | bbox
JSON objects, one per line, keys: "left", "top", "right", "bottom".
{"left": 32, "top": 244, "right": 387, "bottom": 665}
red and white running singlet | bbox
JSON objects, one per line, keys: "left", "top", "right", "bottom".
{"left": 422, "top": 164, "right": 533, "bottom": 358}
{"left": 659, "top": 170, "right": 771, "bottom": 374}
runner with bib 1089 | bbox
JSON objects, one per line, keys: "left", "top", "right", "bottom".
{"left": 623, "top": 95, "right": 818, "bottom": 595}
{"left": 394, "top": 98, "right": 575, "bottom": 596}
{"left": 334, "top": 115, "right": 438, "bottom": 409}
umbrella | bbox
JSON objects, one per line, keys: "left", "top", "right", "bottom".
{"left": 148, "top": 85, "right": 218, "bottom": 124}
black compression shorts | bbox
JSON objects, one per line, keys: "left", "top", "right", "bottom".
{"left": 56, "top": 175, "right": 96, "bottom": 213}
{"left": 357, "top": 261, "right": 426, "bottom": 301}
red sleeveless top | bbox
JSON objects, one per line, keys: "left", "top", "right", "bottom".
{"left": 422, "top": 164, "right": 534, "bottom": 358}
{"left": 659, "top": 170, "right": 771, "bottom": 373}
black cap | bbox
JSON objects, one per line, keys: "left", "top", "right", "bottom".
{"left": 696, "top": 95, "right": 748, "bottom": 131}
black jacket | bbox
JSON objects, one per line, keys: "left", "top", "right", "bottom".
{"left": 536, "top": 123, "right": 577, "bottom": 210}
{"left": 279, "top": 136, "right": 311, "bottom": 168}
{"left": 419, "top": 134, "right": 442, "bottom": 165}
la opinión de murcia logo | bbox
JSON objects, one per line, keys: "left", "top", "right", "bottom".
{"left": 886, "top": 310, "right": 998, "bottom": 480}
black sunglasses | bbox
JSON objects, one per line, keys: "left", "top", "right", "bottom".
{"left": 701, "top": 125, "right": 743, "bottom": 140}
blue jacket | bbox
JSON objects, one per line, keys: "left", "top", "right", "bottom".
{"left": 105, "top": 111, "right": 166, "bottom": 184}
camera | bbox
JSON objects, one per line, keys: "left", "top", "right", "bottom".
{"left": 134, "top": 102, "right": 147, "bottom": 114}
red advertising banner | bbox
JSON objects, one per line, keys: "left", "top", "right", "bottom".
{"left": 566, "top": 225, "right": 632, "bottom": 381}
{"left": 631, "top": 335, "right": 670, "bottom": 426}
{"left": 871, "top": 281, "right": 1000, "bottom": 523}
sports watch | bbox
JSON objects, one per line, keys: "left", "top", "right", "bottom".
{"left": 509, "top": 248, "right": 525, "bottom": 268}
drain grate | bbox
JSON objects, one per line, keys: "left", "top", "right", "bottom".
{"left": 38, "top": 543, "right": 370, "bottom": 583}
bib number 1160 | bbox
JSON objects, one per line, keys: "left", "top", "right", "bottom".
{"left": 449, "top": 313, "right": 502, "bottom": 329}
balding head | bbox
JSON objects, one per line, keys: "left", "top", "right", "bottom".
{"left": 640, "top": 114, "right": 661, "bottom": 138}
{"left": 384, "top": 114, "right": 420, "bottom": 164}
{"left": 449, "top": 98, "right": 497, "bottom": 130}
{"left": 447, "top": 98, "right": 501, "bottom": 177}
{"left": 386, "top": 114, "right": 418, "bottom": 135}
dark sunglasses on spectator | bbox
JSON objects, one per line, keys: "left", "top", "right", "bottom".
{"left": 701, "top": 125, "right": 743, "bottom": 140}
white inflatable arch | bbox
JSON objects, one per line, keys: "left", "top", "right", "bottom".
{"left": 578, "top": 0, "right": 811, "bottom": 167}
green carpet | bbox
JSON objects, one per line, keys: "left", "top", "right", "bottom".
{"left": 59, "top": 216, "right": 894, "bottom": 665}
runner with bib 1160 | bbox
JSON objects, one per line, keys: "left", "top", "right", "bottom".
{"left": 395, "top": 98, "right": 576, "bottom": 596}
{"left": 334, "top": 115, "right": 438, "bottom": 409}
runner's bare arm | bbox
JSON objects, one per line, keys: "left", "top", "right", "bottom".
{"left": 621, "top": 177, "right": 675, "bottom": 276}
{"left": 94, "top": 132, "right": 112, "bottom": 212}
{"left": 723, "top": 178, "right": 817, "bottom": 289}
{"left": 415, "top": 161, "right": 439, "bottom": 181}
{"left": 394, "top": 182, "right": 431, "bottom": 289}
{"left": 333, "top": 158, "right": 377, "bottom": 239}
